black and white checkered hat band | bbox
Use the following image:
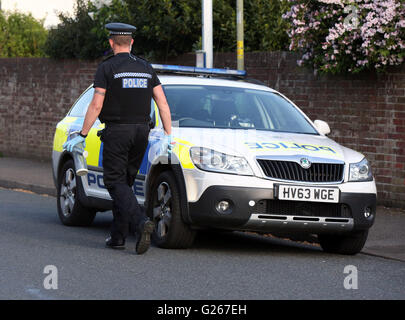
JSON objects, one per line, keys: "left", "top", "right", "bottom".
{"left": 109, "top": 31, "right": 132, "bottom": 35}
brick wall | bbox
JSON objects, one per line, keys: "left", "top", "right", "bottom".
{"left": 0, "top": 53, "right": 404, "bottom": 208}
{"left": 0, "top": 58, "right": 99, "bottom": 159}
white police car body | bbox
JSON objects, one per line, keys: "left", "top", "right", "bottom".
{"left": 52, "top": 65, "right": 377, "bottom": 254}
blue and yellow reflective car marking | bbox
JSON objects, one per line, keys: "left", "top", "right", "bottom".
{"left": 87, "top": 170, "right": 145, "bottom": 196}
{"left": 154, "top": 102, "right": 159, "bottom": 128}
{"left": 173, "top": 138, "right": 195, "bottom": 169}
{"left": 65, "top": 118, "right": 103, "bottom": 168}
{"left": 139, "top": 143, "right": 151, "bottom": 175}
{"left": 98, "top": 143, "right": 104, "bottom": 167}
{"left": 87, "top": 172, "right": 106, "bottom": 189}
{"left": 53, "top": 117, "right": 79, "bottom": 152}
{"left": 84, "top": 127, "right": 103, "bottom": 167}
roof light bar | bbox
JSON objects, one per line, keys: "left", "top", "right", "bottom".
{"left": 151, "top": 64, "right": 247, "bottom": 78}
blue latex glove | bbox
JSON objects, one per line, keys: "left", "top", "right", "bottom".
{"left": 63, "top": 135, "right": 86, "bottom": 153}
{"left": 163, "top": 134, "right": 173, "bottom": 155}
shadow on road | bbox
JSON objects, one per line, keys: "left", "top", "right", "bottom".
{"left": 192, "top": 230, "right": 322, "bottom": 256}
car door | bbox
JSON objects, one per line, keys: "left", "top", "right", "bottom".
{"left": 64, "top": 87, "right": 109, "bottom": 199}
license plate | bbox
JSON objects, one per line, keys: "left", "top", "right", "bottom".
{"left": 277, "top": 185, "right": 340, "bottom": 203}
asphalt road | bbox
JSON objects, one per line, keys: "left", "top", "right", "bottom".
{"left": 0, "top": 188, "right": 404, "bottom": 300}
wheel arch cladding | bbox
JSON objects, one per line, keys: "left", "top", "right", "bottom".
{"left": 58, "top": 152, "right": 73, "bottom": 182}
{"left": 146, "top": 163, "right": 192, "bottom": 225}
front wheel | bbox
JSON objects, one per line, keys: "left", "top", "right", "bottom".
{"left": 148, "top": 171, "right": 196, "bottom": 249}
{"left": 57, "top": 160, "right": 96, "bottom": 226}
{"left": 318, "top": 230, "right": 369, "bottom": 255}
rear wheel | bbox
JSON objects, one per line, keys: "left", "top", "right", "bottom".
{"left": 57, "top": 160, "right": 96, "bottom": 226}
{"left": 318, "top": 230, "right": 369, "bottom": 255}
{"left": 148, "top": 171, "right": 196, "bottom": 248}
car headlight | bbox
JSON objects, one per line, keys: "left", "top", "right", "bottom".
{"left": 190, "top": 147, "right": 253, "bottom": 176}
{"left": 349, "top": 158, "right": 373, "bottom": 182}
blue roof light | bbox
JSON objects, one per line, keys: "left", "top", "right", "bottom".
{"left": 151, "top": 64, "right": 247, "bottom": 78}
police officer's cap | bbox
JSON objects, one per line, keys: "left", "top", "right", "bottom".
{"left": 106, "top": 22, "right": 137, "bottom": 36}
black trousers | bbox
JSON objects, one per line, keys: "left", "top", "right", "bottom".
{"left": 101, "top": 123, "right": 150, "bottom": 241}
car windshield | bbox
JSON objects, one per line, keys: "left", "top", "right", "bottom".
{"left": 163, "top": 85, "right": 318, "bottom": 135}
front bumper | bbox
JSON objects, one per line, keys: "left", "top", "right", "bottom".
{"left": 188, "top": 186, "right": 376, "bottom": 234}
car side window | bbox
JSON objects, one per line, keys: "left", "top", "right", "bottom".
{"left": 69, "top": 88, "right": 94, "bottom": 117}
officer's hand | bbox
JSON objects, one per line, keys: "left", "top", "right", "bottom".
{"left": 63, "top": 135, "right": 86, "bottom": 153}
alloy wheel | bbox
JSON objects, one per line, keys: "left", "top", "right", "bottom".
{"left": 60, "top": 168, "right": 76, "bottom": 217}
{"left": 153, "top": 182, "right": 172, "bottom": 238}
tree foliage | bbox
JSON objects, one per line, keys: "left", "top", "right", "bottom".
{"left": 0, "top": 10, "right": 48, "bottom": 57}
{"left": 45, "top": 0, "right": 291, "bottom": 60}
{"left": 244, "top": 0, "right": 291, "bottom": 51}
{"left": 125, "top": 0, "right": 202, "bottom": 59}
{"left": 44, "top": 0, "right": 107, "bottom": 59}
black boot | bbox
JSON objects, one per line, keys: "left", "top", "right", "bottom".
{"left": 105, "top": 236, "right": 126, "bottom": 250}
{"left": 136, "top": 219, "right": 154, "bottom": 254}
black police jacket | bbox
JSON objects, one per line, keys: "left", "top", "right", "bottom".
{"left": 93, "top": 52, "right": 161, "bottom": 124}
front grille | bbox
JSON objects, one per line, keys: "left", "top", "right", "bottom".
{"left": 255, "top": 200, "right": 352, "bottom": 218}
{"left": 257, "top": 159, "right": 344, "bottom": 183}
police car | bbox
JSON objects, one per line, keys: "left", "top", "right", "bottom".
{"left": 52, "top": 65, "right": 377, "bottom": 255}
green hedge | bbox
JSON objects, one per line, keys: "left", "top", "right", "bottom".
{"left": 0, "top": 11, "right": 47, "bottom": 57}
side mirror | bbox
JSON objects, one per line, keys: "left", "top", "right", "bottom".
{"left": 314, "top": 120, "right": 331, "bottom": 136}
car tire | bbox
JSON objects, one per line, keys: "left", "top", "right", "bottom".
{"left": 148, "top": 171, "right": 196, "bottom": 249}
{"left": 57, "top": 159, "right": 96, "bottom": 226}
{"left": 318, "top": 230, "right": 369, "bottom": 255}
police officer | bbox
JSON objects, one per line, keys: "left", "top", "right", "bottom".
{"left": 64, "top": 22, "right": 173, "bottom": 254}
